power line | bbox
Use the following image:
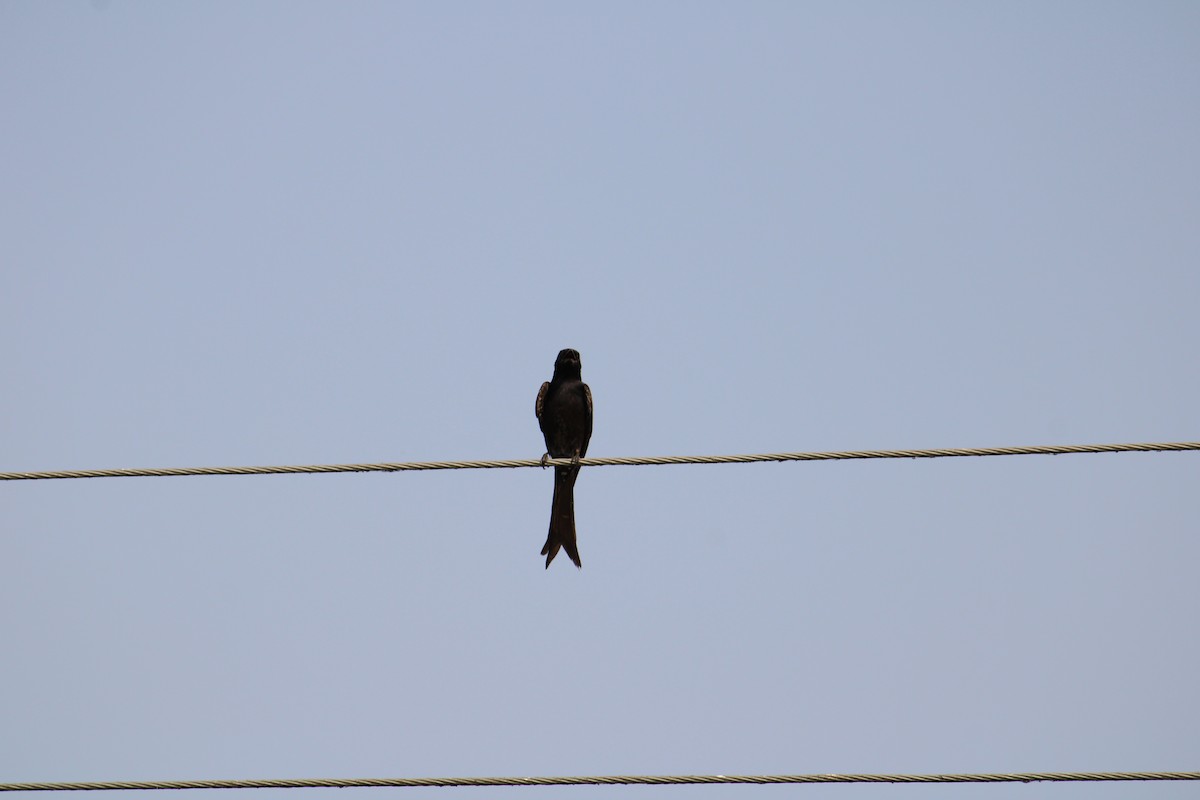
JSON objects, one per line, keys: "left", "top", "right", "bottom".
{"left": 1, "top": 440, "right": 1196, "bottom": 483}
{"left": 2, "top": 441, "right": 1197, "bottom": 482}
{"left": 3, "top": 770, "right": 1198, "bottom": 793}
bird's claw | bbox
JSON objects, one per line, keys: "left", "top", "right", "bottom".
{"left": 571, "top": 453, "right": 581, "bottom": 467}
{"left": 540, "top": 453, "right": 550, "bottom": 469}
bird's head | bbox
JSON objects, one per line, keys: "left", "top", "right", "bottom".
{"left": 553, "top": 348, "right": 583, "bottom": 377}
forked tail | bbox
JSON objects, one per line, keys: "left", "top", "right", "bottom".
{"left": 541, "top": 465, "right": 581, "bottom": 568}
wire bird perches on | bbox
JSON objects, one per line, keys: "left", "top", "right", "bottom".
{"left": 1, "top": 770, "right": 1198, "bottom": 792}
{"left": 0, "top": 441, "right": 1197, "bottom": 483}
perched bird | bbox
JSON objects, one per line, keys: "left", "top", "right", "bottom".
{"left": 535, "top": 348, "right": 593, "bottom": 568}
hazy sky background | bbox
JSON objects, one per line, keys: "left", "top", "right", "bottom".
{"left": 3, "top": 3, "right": 1198, "bottom": 800}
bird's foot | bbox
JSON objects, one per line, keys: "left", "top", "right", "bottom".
{"left": 540, "top": 453, "right": 550, "bottom": 469}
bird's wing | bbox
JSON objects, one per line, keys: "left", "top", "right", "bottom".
{"left": 536, "top": 381, "right": 550, "bottom": 421}
{"left": 582, "top": 382, "right": 593, "bottom": 457}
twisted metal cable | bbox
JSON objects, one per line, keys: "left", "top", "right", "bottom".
{"left": 2, "top": 770, "right": 1198, "bottom": 792}
{"left": 1, "top": 441, "right": 1197, "bottom": 483}
{"left": 2, "top": 441, "right": 1197, "bottom": 482}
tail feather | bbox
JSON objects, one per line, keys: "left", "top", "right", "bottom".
{"left": 541, "top": 465, "right": 581, "bottom": 568}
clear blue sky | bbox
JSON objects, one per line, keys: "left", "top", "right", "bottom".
{"left": 3, "top": 3, "right": 1197, "bottom": 800}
